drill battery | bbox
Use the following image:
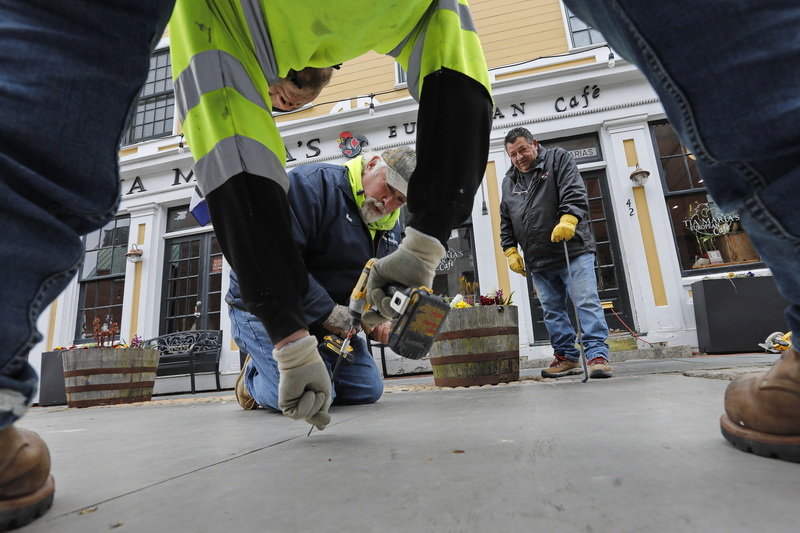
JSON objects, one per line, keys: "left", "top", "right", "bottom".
{"left": 387, "top": 287, "right": 450, "bottom": 360}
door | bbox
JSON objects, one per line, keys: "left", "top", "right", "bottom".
{"left": 528, "top": 169, "right": 634, "bottom": 341}
{"left": 160, "top": 233, "right": 223, "bottom": 334}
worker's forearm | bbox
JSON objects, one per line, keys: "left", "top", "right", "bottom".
{"left": 405, "top": 68, "right": 492, "bottom": 245}
{"left": 205, "top": 173, "right": 308, "bottom": 342}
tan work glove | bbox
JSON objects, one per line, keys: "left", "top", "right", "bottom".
{"left": 551, "top": 214, "right": 578, "bottom": 242}
{"left": 504, "top": 247, "right": 526, "bottom": 276}
{"left": 366, "top": 227, "right": 445, "bottom": 321}
{"left": 273, "top": 336, "right": 331, "bottom": 430}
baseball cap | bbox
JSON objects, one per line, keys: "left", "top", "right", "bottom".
{"left": 381, "top": 146, "right": 416, "bottom": 197}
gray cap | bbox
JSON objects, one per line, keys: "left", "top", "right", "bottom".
{"left": 381, "top": 147, "right": 416, "bottom": 197}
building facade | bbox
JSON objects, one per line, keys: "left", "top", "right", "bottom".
{"left": 30, "top": 2, "right": 768, "bottom": 396}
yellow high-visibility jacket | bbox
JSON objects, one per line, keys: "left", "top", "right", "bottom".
{"left": 170, "top": 0, "right": 490, "bottom": 198}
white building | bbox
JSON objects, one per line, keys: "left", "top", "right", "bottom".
{"left": 30, "top": 4, "right": 771, "bottom": 399}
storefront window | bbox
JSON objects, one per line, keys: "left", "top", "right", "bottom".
{"left": 652, "top": 121, "right": 762, "bottom": 272}
{"left": 433, "top": 224, "right": 478, "bottom": 299}
{"left": 76, "top": 216, "right": 130, "bottom": 341}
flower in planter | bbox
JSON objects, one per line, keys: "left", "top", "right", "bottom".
{"left": 446, "top": 279, "right": 514, "bottom": 309}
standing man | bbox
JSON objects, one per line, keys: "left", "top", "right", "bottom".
{"left": 169, "top": 0, "right": 493, "bottom": 431}
{"left": 500, "top": 127, "right": 611, "bottom": 379}
{"left": 228, "top": 148, "right": 414, "bottom": 412}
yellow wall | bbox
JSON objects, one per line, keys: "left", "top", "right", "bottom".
{"left": 277, "top": 0, "right": 570, "bottom": 122}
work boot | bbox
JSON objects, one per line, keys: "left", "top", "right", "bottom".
{"left": 588, "top": 357, "right": 612, "bottom": 379}
{"left": 235, "top": 355, "right": 258, "bottom": 410}
{"left": 541, "top": 353, "right": 580, "bottom": 378}
{"left": 0, "top": 425, "right": 55, "bottom": 531}
{"left": 720, "top": 347, "right": 800, "bottom": 463}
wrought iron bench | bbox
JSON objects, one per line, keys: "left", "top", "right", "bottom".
{"left": 145, "top": 330, "right": 223, "bottom": 393}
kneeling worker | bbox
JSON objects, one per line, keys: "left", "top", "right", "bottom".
{"left": 227, "top": 147, "right": 415, "bottom": 410}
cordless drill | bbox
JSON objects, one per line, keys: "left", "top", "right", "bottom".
{"left": 349, "top": 259, "right": 450, "bottom": 360}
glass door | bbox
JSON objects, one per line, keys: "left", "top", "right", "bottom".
{"left": 160, "top": 233, "right": 222, "bottom": 334}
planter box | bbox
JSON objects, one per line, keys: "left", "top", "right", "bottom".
{"left": 428, "top": 305, "right": 519, "bottom": 387}
{"left": 692, "top": 276, "right": 789, "bottom": 354}
{"left": 62, "top": 348, "right": 160, "bottom": 408}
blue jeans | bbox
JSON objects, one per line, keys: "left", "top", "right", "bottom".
{"left": 229, "top": 306, "right": 384, "bottom": 411}
{"left": 0, "top": 0, "right": 175, "bottom": 429}
{"left": 564, "top": 1, "right": 800, "bottom": 335}
{"left": 530, "top": 253, "right": 609, "bottom": 361}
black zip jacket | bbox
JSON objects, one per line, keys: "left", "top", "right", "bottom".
{"left": 499, "top": 144, "right": 595, "bottom": 272}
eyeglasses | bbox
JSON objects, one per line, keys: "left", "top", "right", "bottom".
{"left": 285, "top": 69, "right": 303, "bottom": 90}
{"left": 511, "top": 180, "right": 531, "bottom": 195}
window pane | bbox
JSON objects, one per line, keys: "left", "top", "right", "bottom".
{"left": 573, "top": 31, "right": 591, "bottom": 47}
{"left": 662, "top": 157, "right": 692, "bottom": 192}
{"left": 166, "top": 205, "right": 202, "bottom": 232}
{"left": 122, "top": 50, "right": 173, "bottom": 144}
{"left": 652, "top": 121, "right": 763, "bottom": 274}
{"left": 567, "top": 9, "right": 606, "bottom": 47}
{"left": 668, "top": 194, "right": 761, "bottom": 270}
{"left": 82, "top": 251, "right": 99, "bottom": 279}
{"left": 570, "top": 17, "right": 588, "bottom": 31}
{"left": 84, "top": 229, "right": 101, "bottom": 251}
{"left": 654, "top": 123, "right": 682, "bottom": 157}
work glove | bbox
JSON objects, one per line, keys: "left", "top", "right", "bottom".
{"left": 322, "top": 304, "right": 358, "bottom": 337}
{"left": 551, "top": 214, "right": 578, "bottom": 242}
{"left": 504, "top": 247, "right": 526, "bottom": 276}
{"left": 273, "top": 336, "right": 331, "bottom": 430}
{"left": 364, "top": 227, "right": 445, "bottom": 323}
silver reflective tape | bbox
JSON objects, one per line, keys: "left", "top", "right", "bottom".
{"left": 174, "top": 50, "right": 268, "bottom": 121}
{"left": 388, "top": 0, "right": 478, "bottom": 100}
{"left": 194, "top": 136, "right": 289, "bottom": 194}
{"left": 240, "top": 0, "right": 280, "bottom": 84}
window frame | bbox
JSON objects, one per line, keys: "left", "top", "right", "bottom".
{"left": 122, "top": 48, "right": 175, "bottom": 146}
{"left": 394, "top": 63, "right": 408, "bottom": 89}
{"left": 74, "top": 215, "right": 131, "bottom": 343}
{"left": 563, "top": 6, "right": 607, "bottom": 49}
{"left": 649, "top": 119, "right": 764, "bottom": 275}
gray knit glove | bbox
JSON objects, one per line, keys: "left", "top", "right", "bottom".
{"left": 322, "top": 304, "right": 358, "bottom": 337}
{"left": 366, "top": 227, "right": 445, "bottom": 320}
{"left": 273, "top": 336, "right": 331, "bottom": 430}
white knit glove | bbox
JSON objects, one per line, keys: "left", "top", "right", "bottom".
{"left": 366, "top": 228, "right": 445, "bottom": 320}
{"left": 273, "top": 336, "right": 331, "bottom": 430}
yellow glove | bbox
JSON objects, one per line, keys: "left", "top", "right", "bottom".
{"left": 551, "top": 214, "right": 578, "bottom": 242}
{"left": 504, "top": 247, "right": 526, "bottom": 276}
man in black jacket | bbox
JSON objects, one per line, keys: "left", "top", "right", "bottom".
{"left": 500, "top": 127, "right": 611, "bottom": 379}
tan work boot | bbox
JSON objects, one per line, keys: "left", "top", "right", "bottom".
{"left": 0, "top": 425, "right": 55, "bottom": 531}
{"left": 720, "top": 347, "right": 800, "bottom": 462}
{"left": 588, "top": 357, "right": 612, "bottom": 379}
{"left": 235, "top": 355, "right": 258, "bottom": 410}
{"left": 541, "top": 353, "right": 580, "bottom": 378}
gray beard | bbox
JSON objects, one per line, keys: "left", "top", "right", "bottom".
{"left": 359, "top": 198, "right": 387, "bottom": 224}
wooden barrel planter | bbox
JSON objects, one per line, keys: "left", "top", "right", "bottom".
{"left": 61, "top": 348, "right": 160, "bottom": 408}
{"left": 428, "top": 305, "right": 519, "bottom": 387}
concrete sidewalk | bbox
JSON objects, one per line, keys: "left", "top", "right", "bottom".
{"left": 18, "top": 353, "right": 800, "bottom": 533}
